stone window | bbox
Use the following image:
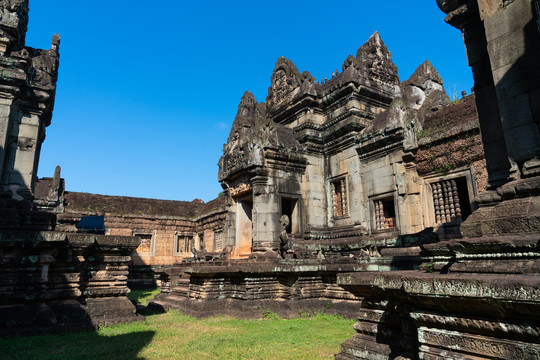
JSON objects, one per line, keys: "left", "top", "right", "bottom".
{"left": 174, "top": 232, "right": 193, "bottom": 256}
{"left": 214, "top": 231, "right": 224, "bottom": 252}
{"left": 331, "top": 178, "right": 348, "bottom": 217}
{"left": 374, "top": 197, "right": 396, "bottom": 230}
{"left": 431, "top": 177, "right": 472, "bottom": 224}
{"left": 133, "top": 231, "right": 155, "bottom": 256}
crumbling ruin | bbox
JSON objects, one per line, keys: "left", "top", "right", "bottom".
{"left": 0, "top": 0, "right": 141, "bottom": 336}
{"left": 34, "top": 170, "right": 227, "bottom": 288}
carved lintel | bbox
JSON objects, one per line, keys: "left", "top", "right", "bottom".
{"left": 230, "top": 183, "right": 252, "bottom": 197}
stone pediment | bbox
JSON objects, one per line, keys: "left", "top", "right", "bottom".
{"left": 342, "top": 31, "right": 400, "bottom": 88}
{"left": 218, "top": 92, "right": 305, "bottom": 181}
{"left": 266, "top": 56, "right": 317, "bottom": 114}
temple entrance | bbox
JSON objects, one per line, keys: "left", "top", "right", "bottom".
{"left": 235, "top": 196, "right": 253, "bottom": 257}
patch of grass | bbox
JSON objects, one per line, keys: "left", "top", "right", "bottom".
{"left": 127, "top": 287, "right": 160, "bottom": 305}
{"left": 416, "top": 128, "right": 429, "bottom": 140}
{"left": 0, "top": 311, "right": 355, "bottom": 360}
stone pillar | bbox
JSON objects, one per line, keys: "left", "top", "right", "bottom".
{"left": 0, "top": 95, "right": 15, "bottom": 177}
{"left": 481, "top": 0, "right": 540, "bottom": 176}
{"left": 251, "top": 173, "right": 280, "bottom": 253}
{"left": 2, "top": 111, "right": 43, "bottom": 199}
{"left": 436, "top": 0, "right": 540, "bottom": 237}
{"left": 0, "top": 0, "right": 60, "bottom": 201}
{"left": 74, "top": 234, "right": 141, "bottom": 327}
{"left": 438, "top": 0, "right": 540, "bottom": 182}
{"left": 222, "top": 190, "right": 237, "bottom": 255}
{"left": 438, "top": 0, "right": 513, "bottom": 187}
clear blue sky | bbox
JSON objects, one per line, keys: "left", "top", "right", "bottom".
{"left": 26, "top": 1, "right": 473, "bottom": 202}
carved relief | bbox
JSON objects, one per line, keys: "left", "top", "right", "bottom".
{"left": 341, "top": 31, "right": 399, "bottom": 87}
{"left": 266, "top": 56, "right": 314, "bottom": 112}
{"left": 271, "top": 69, "right": 290, "bottom": 108}
{"left": 0, "top": 0, "right": 29, "bottom": 53}
{"left": 229, "top": 183, "right": 252, "bottom": 197}
{"left": 218, "top": 91, "right": 305, "bottom": 181}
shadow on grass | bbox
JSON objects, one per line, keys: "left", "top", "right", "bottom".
{"left": 1, "top": 328, "right": 155, "bottom": 360}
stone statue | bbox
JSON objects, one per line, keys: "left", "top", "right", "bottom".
{"left": 279, "top": 215, "right": 293, "bottom": 258}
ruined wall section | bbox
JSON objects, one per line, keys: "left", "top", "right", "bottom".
{"left": 0, "top": 0, "right": 60, "bottom": 203}
{"left": 41, "top": 190, "right": 227, "bottom": 266}
{"left": 0, "top": 231, "right": 141, "bottom": 336}
{"left": 416, "top": 94, "right": 487, "bottom": 188}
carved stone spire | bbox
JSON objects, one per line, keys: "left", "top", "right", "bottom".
{"left": 342, "top": 31, "right": 399, "bottom": 86}
{"left": 266, "top": 56, "right": 315, "bottom": 113}
{"left": 218, "top": 92, "right": 268, "bottom": 181}
{"left": 227, "top": 91, "right": 267, "bottom": 138}
{"left": 369, "top": 60, "right": 450, "bottom": 150}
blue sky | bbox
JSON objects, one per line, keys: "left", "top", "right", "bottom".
{"left": 26, "top": 1, "right": 473, "bottom": 202}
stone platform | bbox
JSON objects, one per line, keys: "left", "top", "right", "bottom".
{"left": 335, "top": 235, "right": 540, "bottom": 359}
{"left": 151, "top": 244, "right": 422, "bottom": 319}
{"left": 0, "top": 231, "right": 142, "bottom": 336}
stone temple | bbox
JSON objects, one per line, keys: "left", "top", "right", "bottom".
{"left": 1, "top": 0, "right": 540, "bottom": 359}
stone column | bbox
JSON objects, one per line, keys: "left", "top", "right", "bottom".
{"left": 438, "top": 0, "right": 514, "bottom": 187}
{"left": 438, "top": 0, "right": 540, "bottom": 182}
{"left": 437, "top": 0, "right": 540, "bottom": 237}
{"left": 480, "top": 0, "right": 540, "bottom": 176}
{"left": 251, "top": 173, "right": 280, "bottom": 253}
{"left": 3, "top": 110, "right": 43, "bottom": 199}
{"left": 0, "top": 95, "right": 15, "bottom": 177}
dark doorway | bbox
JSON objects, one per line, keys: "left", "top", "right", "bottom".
{"left": 455, "top": 177, "right": 472, "bottom": 221}
{"left": 281, "top": 198, "right": 297, "bottom": 234}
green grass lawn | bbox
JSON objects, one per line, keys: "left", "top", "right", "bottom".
{"left": 126, "top": 287, "right": 161, "bottom": 305}
{"left": 1, "top": 309, "right": 355, "bottom": 360}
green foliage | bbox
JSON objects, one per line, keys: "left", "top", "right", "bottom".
{"left": 436, "top": 163, "right": 456, "bottom": 175}
{"left": 420, "top": 259, "right": 435, "bottom": 273}
{"left": 0, "top": 310, "right": 355, "bottom": 360}
{"left": 262, "top": 308, "right": 280, "bottom": 319}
